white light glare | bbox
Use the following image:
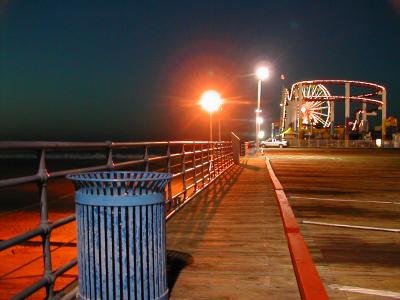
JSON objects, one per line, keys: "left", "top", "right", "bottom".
{"left": 256, "top": 67, "right": 270, "bottom": 81}
{"left": 200, "top": 90, "right": 222, "bottom": 113}
{"left": 376, "top": 139, "right": 382, "bottom": 148}
{"left": 258, "top": 130, "right": 265, "bottom": 139}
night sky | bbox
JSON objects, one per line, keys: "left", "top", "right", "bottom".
{"left": 1, "top": 0, "right": 399, "bottom": 141}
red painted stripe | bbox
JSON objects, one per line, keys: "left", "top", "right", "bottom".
{"left": 266, "top": 158, "right": 329, "bottom": 300}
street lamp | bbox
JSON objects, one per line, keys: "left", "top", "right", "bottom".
{"left": 200, "top": 90, "right": 223, "bottom": 141}
{"left": 255, "top": 66, "right": 269, "bottom": 153}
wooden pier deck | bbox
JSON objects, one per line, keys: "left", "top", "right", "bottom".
{"left": 166, "top": 158, "right": 300, "bottom": 299}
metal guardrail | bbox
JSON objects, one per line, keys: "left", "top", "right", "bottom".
{"left": 0, "top": 140, "right": 235, "bottom": 299}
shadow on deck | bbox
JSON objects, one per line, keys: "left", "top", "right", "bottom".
{"left": 166, "top": 158, "right": 299, "bottom": 299}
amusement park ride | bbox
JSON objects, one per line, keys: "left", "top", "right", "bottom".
{"left": 280, "top": 80, "right": 388, "bottom": 141}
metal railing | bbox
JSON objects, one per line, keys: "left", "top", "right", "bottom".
{"left": 287, "top": 139, "right": 398, "bottom": 148}
{"left": 0, "top": 140, "right": 235, "bottom": 299}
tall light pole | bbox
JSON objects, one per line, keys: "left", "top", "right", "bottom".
{"left": 218, "top": 106, "right": 222, "bottom": 141}
{"left": 200, "top": 90, "right": 223, "bottom": 141}
{"left": 255, "top": 66, "right": 269, "bottom": 153}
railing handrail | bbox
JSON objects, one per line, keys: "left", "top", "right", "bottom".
{"left": 0, "top": 140, "right": 230, "bottom": 150}
{"left": 0, "top": 141, "right": 110, "bottom": 149}
{"left": 0, "top": 139, "right": 236, "bottom": 299}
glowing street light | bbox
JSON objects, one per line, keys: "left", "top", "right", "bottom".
{"left": 256, "top": 117, "right": 264, "bottom": 124}
{"left": 200, "top": 90, "right": 222, "bottom": 113}
{"left": 255, "top": 66, "right": 270, "bottom": 153}
{"left": 256, "top": 67, "right": 270, "bottom": 81}
{"left": 258, "top": 130, "right": 265, "bottom": 139}
{"left": 200, "top": 90, "right": 222, "bottom": 141}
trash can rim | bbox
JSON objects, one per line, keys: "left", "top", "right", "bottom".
{"left": 66, "top": 171, "right": 172, "bottom": 183}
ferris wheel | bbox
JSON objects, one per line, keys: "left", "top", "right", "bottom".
{"left": 300, "top": 84, "right": 331, "bottom": 128}
{"left": 282, "top": 79, "right": 386, "bottom": 137}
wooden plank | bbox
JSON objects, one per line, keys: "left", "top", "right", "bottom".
{"left": 167, "top": 158, "right": 300, "bottom": 299}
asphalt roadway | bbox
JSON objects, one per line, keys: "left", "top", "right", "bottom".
{"left": 266, "top": 148, "right": 400, "bottom": 300}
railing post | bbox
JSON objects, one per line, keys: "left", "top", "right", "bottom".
{"left": 220, "top": 143, "right": 223, "bottom": 172}
{"left": 211, "top": 142, "right": 216, "bottom": 179}
{"left": 229, "top": 142, "right": 233, "bottom": 165}
{"left": 181, "top": 144, "right": 187, "bottom": 201}
{"left": 200, "top": 143, "right": 205, "bottom": 188}
{"left": 221, "top": 143, "right": 226, "bottom": 171}
{"left": 214, "top": 142, "right": 221, "bottom": 176}
{"left": 192, "top": 142, "right": 197, "bottom": 192}
{"left": 231, "top": 132, "right": 240, "bottom": 164}
{"left": 144, "top": 145, "right": 149, "bottom": 172}
{"left": 207, "top": 142, "right": 212, "bottom": 181}
{"left": 226, "top": 143, "right": 230, "bottom": 164}
{"left": 223, "top": 143, "right": 228, "bottom": 170}
{"left": 230, "top": 141, "right": 234, "bottom": 164}
{"left": 220, "top": 143, "right": 224, "bottom": 173}
{"left": 37, "top": 149, "right": 54, "bottom": 298}
{"left": 166, "top": 142, "right": 172, "bottom": 208}
{"left": 106, "top": 141, "right": 113, "bottom": 170}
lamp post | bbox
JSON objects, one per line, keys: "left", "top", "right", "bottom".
{"left": 255, "top": 66, "right": 269, "bottom": 153}
{"left": 200, "top": 90, "right": 223, "bottom": 141}
{"left": 218, "top": 107, "right": 221, "bottom": 141}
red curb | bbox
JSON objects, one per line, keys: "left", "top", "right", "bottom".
{"left": 274, "top": 190, "right": 300, "bottom": 233}
{"left": 274, "top": 189, "right": 289, "bottom": 205}
{"left": 266, "top": 158, "right": 329, "bottom": 300}
{"left": 287, "top": 233, "right": 329, "bottom": 300}
{"left": 265, "top": 158, "right": 283, "bottom": 190}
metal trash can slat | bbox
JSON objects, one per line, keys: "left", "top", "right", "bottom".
{"left": 128, "top": 206, "right": 135, "bottom": 300}
{"left": 106, "top": 206, "right": 114, "bottom": 299}
{"left": 99, "top": 206, "right": 107, "bottom": 300}
{"left": 113, "top": 206, "right": 121, "bottom": 300}
{"left": 88, "top": 206, "right": 95, "bottom": 298}
{"left": 68, "top": 171, "right": 171, "bottom": 300}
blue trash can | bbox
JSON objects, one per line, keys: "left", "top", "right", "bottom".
{"left": 67, "top": 171, "right": 172, "bottom": 300}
